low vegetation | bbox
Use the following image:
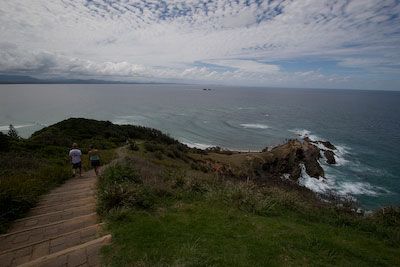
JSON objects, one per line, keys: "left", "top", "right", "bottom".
{"left": 98, "top": 142, "right": 400, "bottom": 266}
{"left": 0, "top": 118, "right": 177, "bottom": 233}
{"left": 2, "top": 118, "right": 399, "bottom": 266}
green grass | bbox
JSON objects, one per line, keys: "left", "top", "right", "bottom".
{"left": 0, "top": 154, "right": 71, "bottom": 233}
{"left": 99, "top": 157, "right": 400, "bottom": 266}
{"left": 103, "top": 203, "right": 399, "bottom": 266}
{"left": 2, "top": 118, "right": 399, "bottom": 266}
{"left": 1, "top": 117, "right": 177, "bottom": 232}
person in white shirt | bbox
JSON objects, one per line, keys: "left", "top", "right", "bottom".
{"left": 69, "top": 143, "right": 82, "bottom": 177}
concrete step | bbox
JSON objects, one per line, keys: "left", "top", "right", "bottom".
{"left": 30, "top": 197, "right": 96, "bottom": 216}
{"left": 18, "top": 234, "right": 112, "bottom": 267}
{"left": 0, "top": 213, "right": 98, "bottom": 252}
{"left": 10, "top": 204, "right": 96, "bottom": 233}
{"left": 0, "top": 224, "right": 105, "bottom": 267}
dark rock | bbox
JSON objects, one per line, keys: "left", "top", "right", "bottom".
{"left": 319, "top": 141, "right": 336, "bottom": 150}
{"left": 324, "top": 150, "right": 336, "bottom": 164}
{"left": 303, "top": 141, "right": 324, "bottom": 178}
{"left": 259, "top": 139, "right": 324, "bottom": 181}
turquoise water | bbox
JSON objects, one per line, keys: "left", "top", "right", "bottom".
{"left": 1, "top": 84, "right": 399, "bottom": 209}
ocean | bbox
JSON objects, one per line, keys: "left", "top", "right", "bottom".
{"left": 1, "top": 84, "right": 399, "bottom": 209}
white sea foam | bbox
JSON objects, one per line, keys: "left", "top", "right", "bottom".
{"left": 298, "top": 164, "right": 388, "bottom": 197}
{"left": 112, "top": 115, "right": 147, "bottom": 125}
{"left": 298, "top": 164, "right": 332, "bottom": 193}
{"left": 238, "top": 107, "right": 255, "bottom": 110}
{"left": 336, "top": 182, "right": 384, "bottom": 196}
{"left": 290, "top": 129, "right": 350, "bottom": 166}
{"left": 289, "top": 129, "right": 320, "bottom": 141}
{"left": 333, "top": 145, "right": 350, "bottom": 166}
{"left": 182, "top": 141, "right": 214, "bottom": 150}
{"left": 0, "top": 124, "right": 34, "bottom": 131}
{"left": 240, "top": 123, "right": 269, "bottom": 129}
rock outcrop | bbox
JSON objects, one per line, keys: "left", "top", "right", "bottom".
{"left": 256, "top": 138, "right": 338, "bottom": 182}
{"left": 259, "top": 139, "right": 324, "bottom": 181}
{"left": 324, "top": 150, "right": 336, "bottom": 164}
{"left": 319, "top": 141, "right": 336, "bottom": 150}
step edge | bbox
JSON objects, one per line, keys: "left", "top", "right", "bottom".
{"left": 32, "top": 196, "right": 96, "bottom": 210}
{"left": 14, "top": 203, "right": 96, "bottom": 223}
{"left": 0, "top": 213, "right": 98, "bottom": 238}
{"left": 46, "top": 188, "right": 95, "bottom": 197}
{"left": 17, "top": 234, "right": 112, "bottom": 267}
{"left": 0, "top": 223, "right": 105, "bottom": 256}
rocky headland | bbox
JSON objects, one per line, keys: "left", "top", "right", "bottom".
{"left": 252, "top": 137, "right": 338, "bottom": 182}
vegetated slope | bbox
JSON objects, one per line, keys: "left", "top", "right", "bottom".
{"left": 30, "top": 117, "right": 180, "bottom": 148}
{"left": 0, "top": 118, "right": 180, "bottom": 233}
{"left": 98, "top": 144, "right": 400, "bottom": 266}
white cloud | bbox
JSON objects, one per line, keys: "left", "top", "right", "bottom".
{"left": 0, "top": 0, "right": 399, "bottom": 89}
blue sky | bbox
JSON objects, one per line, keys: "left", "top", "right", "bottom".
{"left": 0, "top": 0, "right": 399, "bottom": 90}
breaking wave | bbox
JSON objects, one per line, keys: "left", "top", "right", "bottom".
{"left": 181, "top": 141, "right": 214, "bottom": 150}
{"left": 298, "top": 165, "right": 389, "bottom": 197}
{"left": 112, "top": 115, "right": 147, "bottom": 125}
{"left": 292, "top": 129, "right": 391, "bottom": 199}
{"left": 290, "top": 128, "right": 350, "bottom": 166}
{"left": 240, "top": 123, "right": 270, "bottom": 129}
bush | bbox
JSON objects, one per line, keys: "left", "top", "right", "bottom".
{"left": 129, "top": 141, "right": 139, "bottom": 151}
{"left": 0, "top": 132, "right": 10, "bottom": 152}
{"left": 98, "top": 163, "right": 156, "bottom": 215}
{"left": 144, "top": 141, "right": 164, "bottom": 153}
{"left": 154, "top": 151, "right": 164, "bottom": 160}
{"left": 0, "top": 165, "right": 70, "bottom": 233}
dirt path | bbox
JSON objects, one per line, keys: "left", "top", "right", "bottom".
{"left": 0, "top": 153, "right": 124, "bottom": 266}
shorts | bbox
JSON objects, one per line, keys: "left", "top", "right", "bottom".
{"left": 91, "top": 160, "right": 100, "bottom": 167}
{"left": 72, "top": 162, "right": 82, "bottom": 169}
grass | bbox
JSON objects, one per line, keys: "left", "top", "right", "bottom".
{"left": 0, "top": 120, "right": 126, "bottom": 233}
{"left": 98, "top": 149, "right": 400, "bottom": 266}
{"left": 0, "top": 146, "right": 117, "bottom": 233}
{"left": 1, "top": 117, "right": 178, "bottom": 232}
{"left": 103, "top": 204, "right": 399, "bottom": 266}
{"left": 2, "top": 118, "right": 399, "bottom": 265}
{"left": 0, "top": 151, "right": 71, "bottom": 233}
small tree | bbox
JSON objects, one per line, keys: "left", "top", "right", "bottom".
{"left": 8, "top": 124, "right": 19, "bottom": 139}
{"left": 0, "top": 132, "right": 10, "bottom": 151}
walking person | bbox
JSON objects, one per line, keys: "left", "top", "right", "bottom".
{"left": 88, "top": 145, "right": 101, "bottom": 176}
{"left": 69, "top": 143, "right": 82, "bottom": 177}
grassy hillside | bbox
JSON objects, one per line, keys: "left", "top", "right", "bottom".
{"left": 1, "top": 118, "right": 399, "bottom": 266}
{"left": 0, "top": 118, "right": 180, "bottom": 233}
{"left": 98, "top": 142, "right": 400, "bottom": 266}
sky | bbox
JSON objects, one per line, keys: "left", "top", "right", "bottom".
{"left": 0, "top": 0, "right": 399, "bottom": 90}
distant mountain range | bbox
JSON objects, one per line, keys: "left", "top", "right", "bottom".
{"left": 0, "top": 75, "right": 161, "bottom": 84}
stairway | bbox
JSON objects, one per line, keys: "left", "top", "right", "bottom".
{"left": 0, "top": 171, "right": 111, "bottom": 267}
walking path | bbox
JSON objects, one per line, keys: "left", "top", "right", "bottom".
{"left": 0, "top": 169, "right": 111, "bottom": 267}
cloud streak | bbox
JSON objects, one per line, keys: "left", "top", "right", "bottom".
{"left": 0, "top": 0, "right": 399, "bottom": 89}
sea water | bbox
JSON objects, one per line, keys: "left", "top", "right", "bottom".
{"left": 1, "top": 84, "right": 399, "bottom": 209}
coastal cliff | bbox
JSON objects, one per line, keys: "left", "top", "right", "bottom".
{"left": 1, "top": 118, "right": 399, "bottom": 266}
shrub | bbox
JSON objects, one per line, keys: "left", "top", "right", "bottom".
{"left": 0, "top": 165, "right": 70, "bottom": 233}
{"left": 154, "top": 151, "right": 164, "bottom": 160}
{"left": 0, "top": 132, "right": 10, "bottom": 152}
{"left": 129, "top": 141, "right": 139, "bottom": 151}
{"left": 144, "top": 141, "right": 164, "bottom": 153}
{"left": 98, "top": 163, "right": 156, "bottom": 215}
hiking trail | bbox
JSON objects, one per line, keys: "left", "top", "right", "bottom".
{"left": 0, "top": 147, "right": 129, "bottom": 266}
